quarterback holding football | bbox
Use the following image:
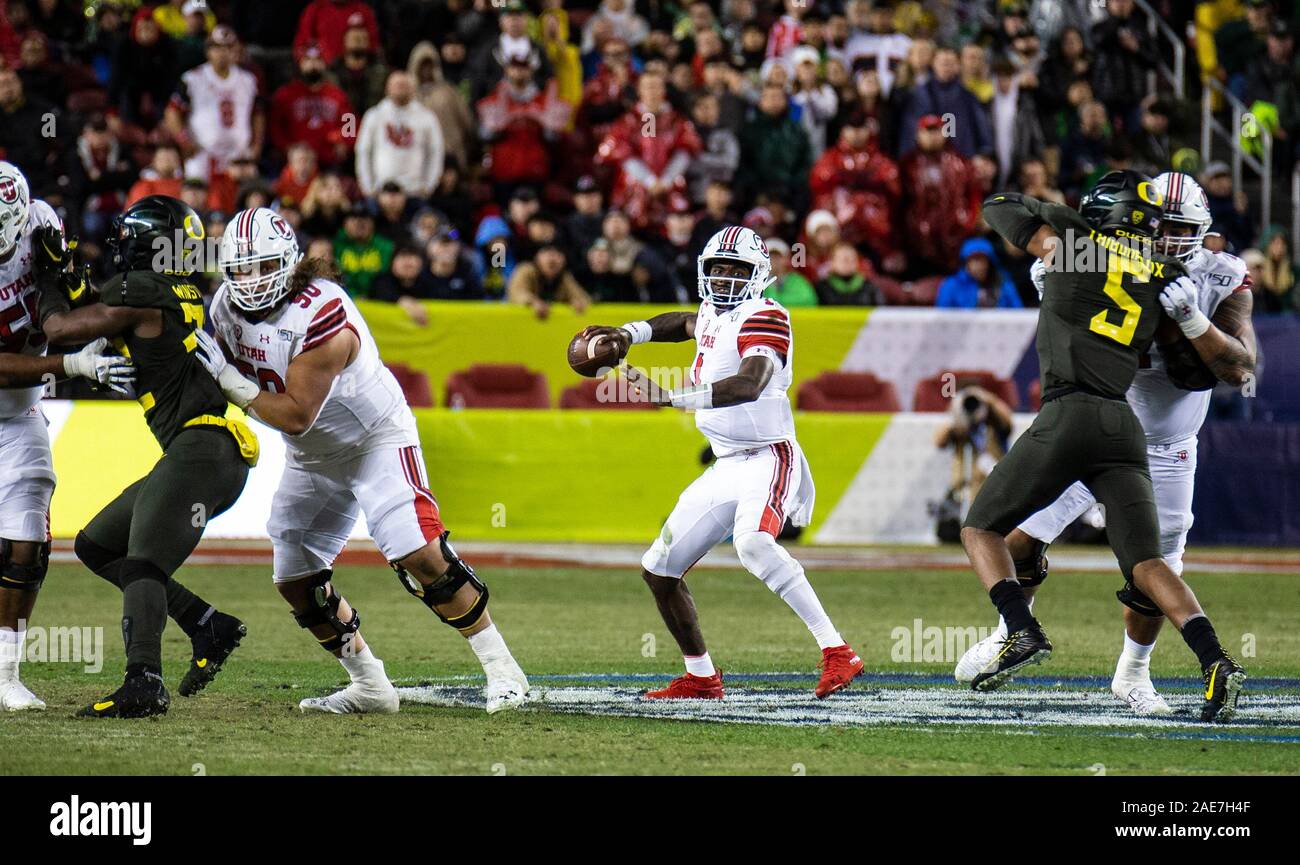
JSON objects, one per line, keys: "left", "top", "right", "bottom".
{"left": 581, "top": 226, "right": 864, "bottom": 700}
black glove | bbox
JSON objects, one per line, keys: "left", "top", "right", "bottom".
{"left": 29, "top": 225, "right": 68, "bottom": 280}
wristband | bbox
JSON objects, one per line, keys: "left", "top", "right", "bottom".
{"left": 620, "top": 321, "right": 652, "bottom": 345}
{"left": 1178, "top": 309, "right": 1212, "bottom": 340}
{"left": 669, "top": 383, "right": 713, "bottom": 410}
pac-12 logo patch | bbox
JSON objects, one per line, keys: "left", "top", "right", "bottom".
{"left": 0, "top": 177, "right": 20, "bottom": 204}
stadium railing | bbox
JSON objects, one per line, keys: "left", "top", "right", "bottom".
{"left": 1201, "top": 75, "right": 1273, "bottom": 234}
{"left": 1133, "top": 0, "right": 1187, "bottom": 99}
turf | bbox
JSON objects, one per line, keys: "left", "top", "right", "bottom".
{"left": 3, "top": 559, "right": 1298, "bottom": 775}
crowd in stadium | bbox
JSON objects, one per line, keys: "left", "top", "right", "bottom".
{"left": 1, "top": 0, "right": 1297, "bottom": 319}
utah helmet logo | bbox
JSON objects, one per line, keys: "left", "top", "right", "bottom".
{"left": 0, "top": 177, "right": 20, "bottom": 205}
{"left": 268, "top": 214, "right": 293, "bottom": 240}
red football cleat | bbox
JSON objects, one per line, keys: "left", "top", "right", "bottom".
{"left": 643, "top": 671, "right": 724, "bottom": 700}
{"left": 815, "top": 644, "right": 864, "bottom": 698}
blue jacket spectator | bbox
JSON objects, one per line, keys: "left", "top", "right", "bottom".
{"left": 936, "top": 238, "right": 1022, "bottom": 309}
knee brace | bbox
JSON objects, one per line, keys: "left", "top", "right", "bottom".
{"left": 393, "top": 532, "right": 489, "bottom": 632}
{"left": 1014, "top": 539, "right": 1050, "bottom": 588}
{"left": 1116, "top": 580, "right": 1162, "bottom": 618}
{"left": 0, "top": 538, "right": 50, "bottom": 592}
{"left": 735, "top": 531, "right": 804, "bottom": 597}
{"left": 291, "top": 570, "right": 361, "bottom": 653}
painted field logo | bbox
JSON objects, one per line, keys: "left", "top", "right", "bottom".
{"left": 49, "top": 795, "right": 151, "bottom": 846}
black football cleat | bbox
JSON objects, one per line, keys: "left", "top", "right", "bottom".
{"left": 78, "top": 670, "right": 170, "bottom": 718}
{"left": 179, "top": 611, "right": 247, "bottom": 697}
{"left": 971, "top": 625, "right": 1052, "bottom": 692}
{"left": 1200, "top": 653, "right": 1246, "bottom": 723}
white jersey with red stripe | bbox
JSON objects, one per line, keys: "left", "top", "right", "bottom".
{"left": 0, "top": 200, "right": 62, "bottom": 420}
{"left": 174, "top": 63, "right": 259, "bottom": 173}
{"left": 1129, "top": 247, "right": 1250, "bottom": 444}
{"left": 210, "top": 277, "right": 416, "bottom": 465}
{"left": 689, "top": 296, "right": 796, "bottom": 456}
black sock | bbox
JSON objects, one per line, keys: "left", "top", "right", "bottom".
{"left": 1180, "top": 615, "right": 1224, "bottom": 669}
{"left": 169, "top": 587, "right": 212, "bottom": 639}
{"left": 86, "top": 554, "right": 209, "bottom": 638}
{"left": 119, "top": 559, "right": 169, "bottom": 674}
{"left": 988, "top": 580, "right": 1036, "bottom": 634}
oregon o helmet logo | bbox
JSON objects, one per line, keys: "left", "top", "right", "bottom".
{"left": 1136, "top": 181, "right": 1164, "bottom": 207}
{"left": 0, "top": 177, "right": 19, "bottom": 205}
{"left": 183, "top": 213, "right": 206, "bottom": 240}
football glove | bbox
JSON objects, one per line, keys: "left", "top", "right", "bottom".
{"left": 1029, "top": 258, "right": 1046, "bottom": 301}
{"left": 1158, "top": 276, "right": 1211, "bottom": 339}
{"left": 193, "top": 328, "right": 259, "bottom": 409}
{"left": 63, "top": 338, "right": 135, "bottom": 395}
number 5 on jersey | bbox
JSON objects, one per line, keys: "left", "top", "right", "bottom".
{"left": 1090, "top": 256, "right": 1148, "bottom": 346}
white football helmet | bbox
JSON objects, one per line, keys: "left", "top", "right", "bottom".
{"left": 1153, "top": 171, "right": 1211, "bottom": 261}
{"left": 697, "top": 225, "right": 773, "bottom": 308}
{"left": 0, "top": 161, "right": 32, "bottom": 259}
{"left": 219, "top": 207, "right": 304, "bottom": 312}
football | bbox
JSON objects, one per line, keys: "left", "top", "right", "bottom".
{"left": 567, "top": 330, "right": 623, "bottom": 377}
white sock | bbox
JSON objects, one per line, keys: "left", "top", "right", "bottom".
{"left": 339, "top": 645, "right": 385, "bottom": 684}
{"left": 468, "top": 623, "right": 510, "bottom": 667}
{"left": 780, "top": 580, "right": 843, "bottom": 649}
{"left": 1120, "top": 632, "right": 1155, "bottom": 668}
{"left": 0, "top": 628, "right": 25, "bottom": 683}
{"left": 736, "top": 533, "right": 842, "bottom": 649}
{"left": 684, "top": 652, "right": 715, "bottom": 677}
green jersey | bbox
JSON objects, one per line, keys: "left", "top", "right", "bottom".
{"left": 982, "top": 193, "right": 1186, "bottom": 400}
{"left": 100, "top": 271, "right": 228, "bottom": 448}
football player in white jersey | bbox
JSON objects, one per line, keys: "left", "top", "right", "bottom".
{"left": 956, "top": 172, "right": 1257, "bottom": 714}
{"left": 584, "top": 226, "right": 864, "bottom": 699}
{"left": 199, "top": 207, "right": 529, "bottom": 714}
{"left": 0, "top": 161, "right": 137, "bottom": 711}
{"left": 164, "top": 25, "right": 263, "bottom": 182}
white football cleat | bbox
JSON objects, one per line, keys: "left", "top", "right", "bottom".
{"left": 300, "top": 663, "right": 399, "bottom": 715}
{"left": 484, "top": 657, "right": 530, "bottom": 714}
{"left": 1111, "top": 673, "right": 1173, "bottom": 716}
{"left": 0, "top": 679, "right": 47, "bottom": 712}
{"left": 955, "top": 629, "right": 1006, "bottom": 684}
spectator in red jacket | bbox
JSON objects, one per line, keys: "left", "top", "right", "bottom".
{"left": 270, "top": 42, "right": 355, "bottom": 168}
{"left": 579, "top": 38, "right": 637, "bottom": 147}
{"left": 274, "top": 142, "right": 319, "bottom": 207}
{"left": 594, "top": 70, "right": 701, "bottom": 232}
{"left": 899, "top": 114, "right": 982, "bottom": 275}
{"left": 809, "top": 110, "right": 904, "bottom": 273}
{"left": 477, "top": 53, "right": 571, "bottom": 199}
{"left": 294, "top": 0, "right": 379, "bottom": 65}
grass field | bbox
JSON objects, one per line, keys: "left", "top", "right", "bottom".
{"left": 3, "top": 553, "right": 1299, "bottom": 775}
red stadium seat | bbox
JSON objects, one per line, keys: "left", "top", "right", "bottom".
{"left": 385, "top": 362, "right": 434, "bottom": 408}
{"left": 444, "top": 364, "right": 551, "bottom": 409}
{"left": 66, "top": 88, "right": 108, "bottom": 117}
{"left": 878, "top": 275, "right": 942, "bottom": 306}
{"left": 797, "top": 371, "right": 902, "bottom": 412}
{"left": 559, "top": 377, "right": 658, "bottom": 410}
{"left": 913, "top": 369, "right": 1018, "bottom": 412}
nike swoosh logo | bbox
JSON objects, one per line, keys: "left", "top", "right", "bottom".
{"left": 196, "top": 658, "right": 208, "bottom": 669}
{"left": 93, "top": 701, "right": 114, "bottom": 712}
{"left": 1205, "top": 665, "right": 1218, "bottom": 700}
